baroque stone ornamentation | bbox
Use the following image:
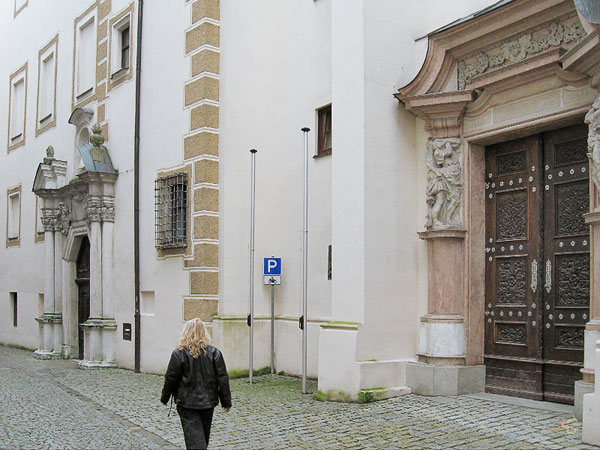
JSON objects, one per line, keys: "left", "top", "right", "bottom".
{"left": 58, "top": 202, "right": 71, "bottom": 235}
{"left": 100, "top": 205, "right": 115, "bottom": 222}
{"left": 425, "top": 138, "right": 462, "bottom": 230}
{"left": 86, "top": 202, "right": 102, "bottom": 223}
{"left": 40, "top": 215, "right": 58, "bottom": 232}
{"left": 585, "top": 96, "right": 600, "bottom": 202}
{"left": 457, "top": 21, "right": 584, "bottom": 89}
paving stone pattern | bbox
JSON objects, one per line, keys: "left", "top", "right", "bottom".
{"left": 0, "top": 345, "right": 597, "bottom": 449}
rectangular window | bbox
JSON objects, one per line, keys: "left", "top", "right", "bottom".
{"left": 8, "top": 64, "right": 27, "bottom": 148}
{"left": 10, "top": 293, "right": 17, "bottom": 327}
{"left": 35, "top": 196, "right": 44, "bottom": 237}
{"left": 7, "top": 191, "right": 21, "bottom": 240}
{"left": 317, "top": 104, "right": 332, "bottom": 157}
{"left": 110, "top": 13, "right": 132, "bottom": 80}
{"left": 155, "top": 173, "right": 188, "bottom": 249}
{"left": 40, "top": 53, "right": 55, "bottom": 120}
{"left": 76, "top": 15, "right": 96, "bottom": 98}
{"left": 10, "top": 79, "right": 25, "bottom": 139}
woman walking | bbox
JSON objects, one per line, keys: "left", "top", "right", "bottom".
{"left": 161, "top": 318, "right": 232, "bottom": 450}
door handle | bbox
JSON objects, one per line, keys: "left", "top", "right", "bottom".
{"left": 545, "top": 259, "right": 552, "bottom": 293}
{"left": 530, "top": 259, "right": 538, "bottom": 293}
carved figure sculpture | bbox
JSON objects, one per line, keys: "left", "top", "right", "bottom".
{"left": 425, "top": 138, "right": 462, "bottom": 229}
{"left": 585, "top": 96, "right": 600, "bottom": 207}
{"left": 58, "top": 202, "right": 71, "bottom": 234}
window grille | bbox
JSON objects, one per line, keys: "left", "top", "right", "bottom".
{"left": 154, "top": 173, "right": 188, "bottom": 249}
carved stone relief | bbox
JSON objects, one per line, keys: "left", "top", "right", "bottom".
{"left": 585, "top": 96, "right": 600, "bottom": 203}
{"left": 425, "top": 138, "right": 462, "bottom": 230}
{"left": 457, "top": 20, "right": 585, "bottom": 89}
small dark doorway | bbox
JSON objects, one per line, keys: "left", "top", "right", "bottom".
{"left": 484, "top": 124, "right": 590, "bottom": 404}
{"left": 76, "top": 236, "right": 91, "bottom": 360}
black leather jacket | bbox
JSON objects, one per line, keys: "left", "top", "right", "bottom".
{"left": 161, "top": 346, "right": 232, "bottom": 410}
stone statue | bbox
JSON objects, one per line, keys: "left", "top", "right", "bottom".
{"left": 425, "top": 138, "right": 462, "bottom": 230}
{"left": 58, "top": 202, "right": 71, "bottom": 234}
{"left": 585, "top": 96, "right": 600, "bottom": 207}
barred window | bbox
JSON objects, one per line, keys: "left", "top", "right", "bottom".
{"left": 155, "top": 173, "right": 188, "bottom": 249}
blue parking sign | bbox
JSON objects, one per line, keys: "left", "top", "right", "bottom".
{"left": 264, "top": 258, "right": 282, "bottom": 275}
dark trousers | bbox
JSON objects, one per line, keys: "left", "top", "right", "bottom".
{"left": 177, "top": 405, "right": 215, "bottom": 450}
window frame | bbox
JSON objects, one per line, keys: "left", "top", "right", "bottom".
{"left": 14, "top": 0, "right": 27, "bottom": 17}
{"left": 8, "top": 64, "right": 27, "bottom": 151}
{"left": 36, "top": 36, "right": 58, "bottom": 135}
{"left": 108, "top": 6, "right": 135, "bottom": 89}
{"left": 6, "top": 186, "right": 22, "bottom": 246}
{"left": 154, "top": 173, "right": 189, "bottom": 249}
{"left": 74, "top": 8, "right": 97, "bottom": 103}
{"left": 316, "top": 104, "right": 332, "bottom": 157}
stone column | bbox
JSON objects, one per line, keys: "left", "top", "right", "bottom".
{"left": 34, "top": 208, "right": 61, "bottom": 359}
{"left": 52, "top": 229, "right": 63, "bottom": 356}
{"left": 583, "top": 339, "right": 600, "bottom": 445}
{"left": 83, "top": 201, "right": 103, "bottom": 364}
{"left": 578, "top": 99, "right": 600, "bottom": 417}
{"left": 407, "top": 137, "right": 484, "bottom": 395}
{"left": 101, "top": 202, "right": 117, "bottom": 365}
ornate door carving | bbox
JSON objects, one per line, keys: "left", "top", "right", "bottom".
{"left": 76, "top": 237, "right": 90, "bottom": 360}
{"left": 484, "top": 125, "right": 589, "bottom": 404}
{"left": 541, "top": 125, "right": 590, "bottom": 403}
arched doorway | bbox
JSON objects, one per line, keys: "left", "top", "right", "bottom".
{"left": 76, "top": 236, "right": 90, "bottom": 360}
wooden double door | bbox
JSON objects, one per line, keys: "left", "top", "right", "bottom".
{"left": 484, "top": 124, "right": 590, "bottom": 404}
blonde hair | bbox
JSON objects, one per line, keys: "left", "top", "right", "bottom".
{"left": 177, "top": 318, "right": 211, "bottom": 357}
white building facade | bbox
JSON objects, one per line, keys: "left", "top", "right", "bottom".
{"left": 2, "top": 0, "right": 600, "bottom": 445}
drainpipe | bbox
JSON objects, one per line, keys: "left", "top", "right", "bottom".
{"left": 133, "top": 0, "right": 144, "bottom": 373}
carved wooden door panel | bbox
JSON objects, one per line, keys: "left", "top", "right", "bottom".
{"left": 76, "top": 237, "right": 90, "bottom": 360}
{"left": 485, "top": 135, "right": 544, "bottom": 400}
{"left": 484, "top": 125, "right": 590, "bottom": 404}
{"left": 542, "top": 125, "right": 589, "bottom": 403}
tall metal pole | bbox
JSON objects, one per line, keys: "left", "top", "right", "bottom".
{"left": 301, "top": 127, "right": 310, "bottom": 393}
{"left": 249, "top": 149, "right": 257, "bottom": 384}
{"left": 271, "top": 283, "right": 275, "bottom": 374}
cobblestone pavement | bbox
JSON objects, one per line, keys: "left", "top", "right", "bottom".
{"left": 1, "top": 345, "right": 598, "bottom": 449}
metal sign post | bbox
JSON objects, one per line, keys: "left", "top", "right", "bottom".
{"left": 264, "top": 257, "right": 281, "bottom": 375}
{"left": 249, "top": 149, "right": 257, "bottom": 384}
{"left": 301, "top": 127, "right": 310, "bottom": 394}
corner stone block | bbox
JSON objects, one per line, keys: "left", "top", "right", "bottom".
{"left": 183, "top": 298, "right": 218, "bottom": 322}
{"left": 97, "top": 20, "right": 108, "bottom": 42}
{"left": 98, "top": 0, "right": 111, "bottom": 21}
{"left": 192, "top": 49, "right": 220, "bottom": 77}
{"left": 194, "top": 159, "right": 219, "bottom": 185}
{"left": 192, "top": 0, "right": 220, "bottom": 23}
{"left": 194, "top": 187, "right": 219, "bottom": 212}
{"left": 190, "top": 271, "right": 218, "bottom": 295}
{"left": 185, "top": 22, "right": 220, "bottom": 54}
{"left": 184, "top": 243, "right": 218, "bottom": 268}
{"left": 184, "top": 131, "right": 219, "bottom": 159}
{"left": 191, "top": 104, "right": 219, "bottom": 130}
{"left": 185, "top": 76, "right": 219, "bottom": 106}
{"left": 96, "top": 61, "right": 108, "bottom": 83}
{"left": 194, "top": 215, "right": 219, "bottom": 240}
